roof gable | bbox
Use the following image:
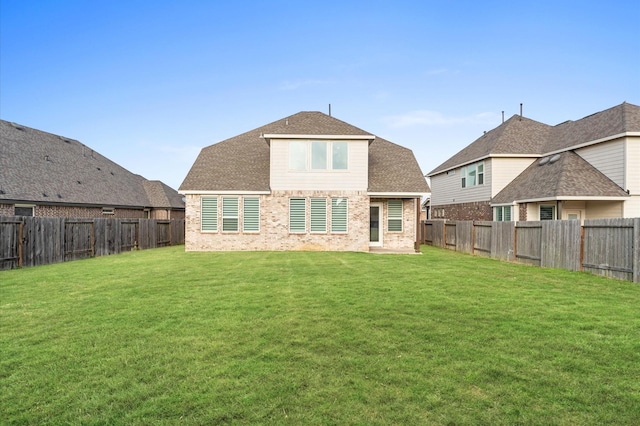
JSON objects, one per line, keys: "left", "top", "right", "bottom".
{"left": 179, "top": 111, "right": 430, "bottom": 194}
{"left": 492, "top": 151, "right": 629, "bottom": 204}
{"left": 428, "top": 115, "right": 550, "bottom": 175}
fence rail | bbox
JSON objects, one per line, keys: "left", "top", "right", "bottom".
{"left": 420, "top": 218, "right": 640, "bottom": 283}
{"left": 0, "top": 217, "right": 185, "bottom": 270}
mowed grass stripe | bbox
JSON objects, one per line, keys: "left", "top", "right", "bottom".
{"left": 1, "top": 246, "right": 639, "bottom": 425}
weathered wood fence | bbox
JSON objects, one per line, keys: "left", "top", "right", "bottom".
{"left": 421, "top": 219, "right": 640, "bottom": 283}
{"left": 0, "top": 217, "right": 185, "bottom": 270}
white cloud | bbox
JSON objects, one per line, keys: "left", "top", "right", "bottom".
{"left": 383, "top": 110, "right": 499, "bottom": 128}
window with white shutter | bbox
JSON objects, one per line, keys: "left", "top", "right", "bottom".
{"left": 243, "top": 197, "right": 260, "bottom": 232}
{"left": 289, "top": 198, "right": 306, "bottom": 233}
{"left": 201, "top": 197, "right": 218, "bottom": 232}
{"left": 387, "top": 200, "right": 403, "bottom": 232}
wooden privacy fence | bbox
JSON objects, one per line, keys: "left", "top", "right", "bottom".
{"left": 421, "top": 218, "right": 640, "bottom": 283}
{"left": 0, "top": 217, "right": 185, "bottom": 270}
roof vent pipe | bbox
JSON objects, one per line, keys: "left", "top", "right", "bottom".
{"left": 285, "top": 118, "right": 289, "bottom": 125}
{"left": 520, "top": 103, "right": 523, "bottom": 121}
{"left": 502, "top": 111, "right": 504, "bottom": 123}
{"left": 329, "top": 103, "right": 332, "bottom": 117}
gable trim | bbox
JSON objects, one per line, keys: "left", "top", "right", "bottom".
{"left": 263, "top": 134, "right": 375, "bottom": 140}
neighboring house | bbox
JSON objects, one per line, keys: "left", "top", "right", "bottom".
{"left": 179, "top": 111, "right": 430, "bottom": 252}
{"left": 0, "top": 120, "right": 185, "bottom": 219}
{"left": 427, "top": 102, "right": 640, "bottom": 222}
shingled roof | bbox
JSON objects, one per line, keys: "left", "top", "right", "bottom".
{"left": 491, "top": 151, "right": 629, "bottom": 204}
{"left": 179, "top": 111, "right": 430, "bottom": 194}
{"left": 428, "top": 102, "right": 640, "bottom": 176}
{"left": 0, "top": 120, "right": 184, "bottom": 209}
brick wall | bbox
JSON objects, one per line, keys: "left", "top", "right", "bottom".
{"left": 519, "top": 203, "right": 528, "bottom": 221}
{"left": 0, "top": 204, "right": 13, "bottom": 215}
{"left": 185, "top": 193, "right": 419, "bottom": 252}
{"left": 432, "top": 201, "right": 492, "bottom": 221}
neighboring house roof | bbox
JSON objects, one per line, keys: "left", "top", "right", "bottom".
{"left": 491, "top": 151, "right": 630, "bottom": 204}
{"left": 180, "top": 111, "right": 430, "bottom": 194}
{"left": 0, "top": 120, "right": 184, "bottom": 209}
{"left": 428, "top": 115, "right": 551, "bottom": 175}
{"left": 428, "top": 102, "right": 640, "bottom": 176}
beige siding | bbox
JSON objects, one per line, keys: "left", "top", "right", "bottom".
{"left": 490, "top": 157, "right": 536, "bottom": 196}
{"left": 576, "top": 139, "right": 624, "bottom": 187}
{"left": 430, "top": 160, "right": 491, "bottom": 206}
{"left": 270, "top": 139, "right": 368, "bottom": 191}
{"left": 623, "top": 196, "right": 640, "bottom": 218}
{"left": 626, "top": 136, "right": 640, "bottom": 194}
{"left": 585, "top": 201, "right": 624, "bottom": 219}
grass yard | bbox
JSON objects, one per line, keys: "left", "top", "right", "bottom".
{"left": 1, "top": 246, "right": 639, "bottom": 425}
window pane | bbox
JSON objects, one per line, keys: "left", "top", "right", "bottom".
{"left": 311, "top": 141, "right": 327, "bottom": 169}
{"left": 289, "top": 142, "right": 307, "bottom": 170}
{"left": 461, "top": 167, "right": 467, "bottom": 188}
{"left": 332, "top": 142, "right": 348, "bottom": 169}
{"left": 310, "top": 198, "right": 327, "bottom": 232}
{"left": 201, "top": 197, "right": 217, "bottom": 231}
{"left": 243, "top": 198, "right": 260, "bottom": 232}
{"left": 289, "top": 198, "right": 306, "bottom": 232}
{"left": 388, "top": 200, "right": 403, "bottom": 232}
{"left": 467, "top": 167, "right": 476, "bottom": 186}
{"left": 496, "top": 207, "right": 503, "bottom": 221}
{"left": 331, "top": 198, "right": 348, "bottom": 232}
{"left": 222, "top": 197, "right": 238, "bottom": 231}
{"left": 504, "top": 206, "right": 511, "bottom": 221}
{"left": 540, "top": 206, "right": 554, "bottom": 220}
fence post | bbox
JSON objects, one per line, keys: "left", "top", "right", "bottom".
{"left": 579, "top": 224, "right": 585, "bottom": 272}
{"left": 634, "top": 218, "right": 639, "bottom": 284}
{"left": 18, "top": 220, "right": 24, "bottom": 268}
{"left": 513, "top": 223, "right": 518, "bottom": 262}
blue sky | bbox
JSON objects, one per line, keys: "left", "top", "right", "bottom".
{"left": 2, "top": 0, "right": 639, "bottom": 190}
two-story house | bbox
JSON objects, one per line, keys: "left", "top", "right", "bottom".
{"left": 179, "top": 111, "right": 430, "bottom": 252}
{"left": 427, "top": 102, "right": 639, "bottom": 222}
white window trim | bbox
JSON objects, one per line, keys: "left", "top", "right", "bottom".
{"left": 201, "top": 197, "right": 218, "bottom": 232}
{"left": 461, "top": 161, "right": 485, "bottom": 188}
{"left": 222, "top": 197, "right": 239, "bottom": 232}
{"left": 242, "top": 197, "right": 260, "bottom": 233}
{"left": 288, "top": 140, "right": 349, "bottom": 172}
{"left": 331, "top": 198, "right": 348, "bottom": 233}
{"left": 387, "top": 200, "right": 403, "bottom": 232}
{"left": 289, "top": 198, "right": 307, "bottom": 233}
{"left": 310, "top": 198, "right": 327, "bottom": 233}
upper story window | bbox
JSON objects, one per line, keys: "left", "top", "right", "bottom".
{"left": 289, "top": 141, "right": 348, "bottom": 171}
{"left": 461, "top": 161, "right": 484, "bottom": 188}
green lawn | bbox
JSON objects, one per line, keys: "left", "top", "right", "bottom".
{"left": 1, "top": 246, "right": 639, "bottom": 425}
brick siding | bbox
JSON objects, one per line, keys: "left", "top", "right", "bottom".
{"left": 432, "top": 201, "right": 492, "bottom": 221}
{"left": 185, "top": 193, "right": 418, "bottom": 252}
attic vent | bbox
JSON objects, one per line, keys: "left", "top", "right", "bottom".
{"left": 59, "top": 136, "right": 72, "bottom": 143}
{"left": 97, "top": 167, "right": 101, "bottom": 171}
{"left": 77, "top": 180, "right": 82, "bottom": 184}
{"left": 0, "top": 189, "right": 5, "bottom": 195}
{"left": 42, "top": 192, "right": 48, "bottom": 197}
{"left": 110, "top": 172, "right": 115, "bottom": 176}
{"left": 10, "top": 122, "right": 24, "bottom": 131}
{"left": 549, "top": 154, "right": 561, "bottom": 164}
{"left": 538, "top": 157, "right": 550, "bottom": 166}
{"left": 57, "top": 194, "right": 63, "bottom": 199}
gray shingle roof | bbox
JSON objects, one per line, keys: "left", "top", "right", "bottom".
{"left": 429, "top": 102, "right": 640, "bottom": 176}
{"left": 179, "top": 111, "right": 430, "bottom": 194}
{"left": 0, "top": 120, "right": 184, "bottom": 209}
{"left": 491, "top": 151, "right": 629, "bottom": 204}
